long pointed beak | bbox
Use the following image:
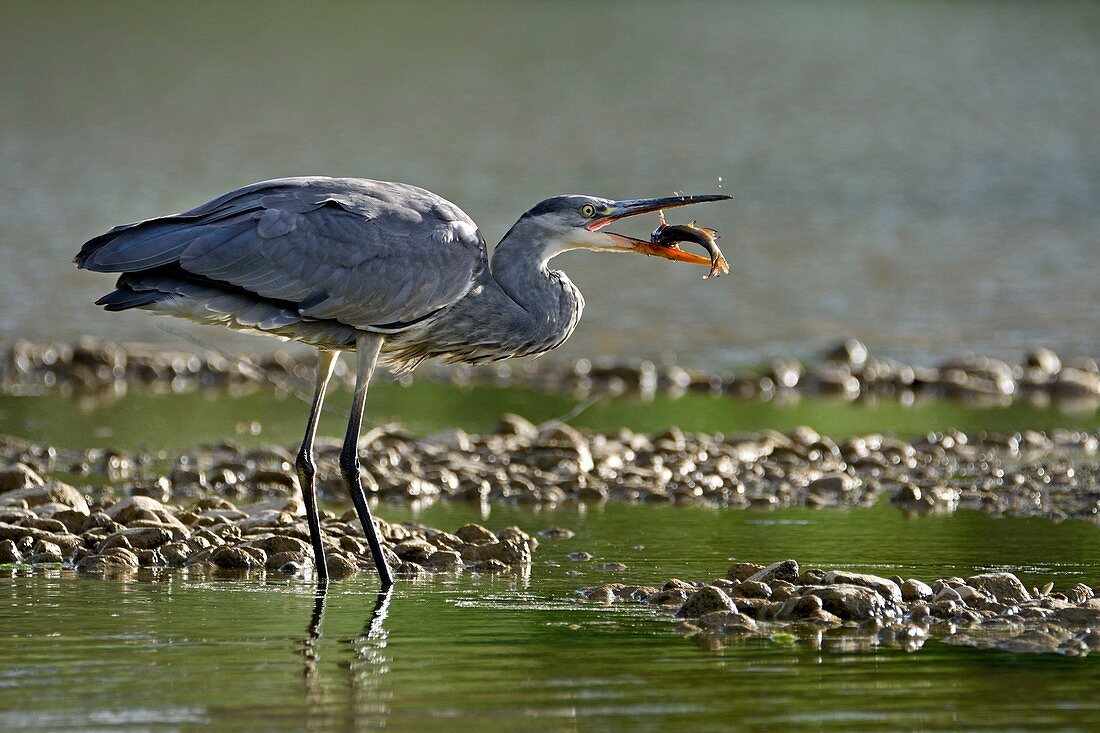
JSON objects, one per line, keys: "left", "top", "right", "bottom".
{"left": 589, "top": 194, "right": 731, "bottom": 266}
{"left": 587, "top": 194, "right": 731, "bottom": 232}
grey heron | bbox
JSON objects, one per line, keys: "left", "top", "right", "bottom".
{"left": 75, "top": 177, "right": 730, "bottom": 587}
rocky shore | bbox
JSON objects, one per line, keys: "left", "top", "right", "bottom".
{"left": 580, "top": 559, "right": 1100, "bottom": 656}
{"left": 0, "top": 479, "right": 537, "bottom": 579}
{"left": 4, "top": 338, "right": 1099, "bottom": 406}
{"left": 2, "top": 418, "right": 1096, "bottom": 522}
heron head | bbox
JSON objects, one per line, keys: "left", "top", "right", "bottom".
{"left": 517, "top": 194, "right": 731, "bottom": 266}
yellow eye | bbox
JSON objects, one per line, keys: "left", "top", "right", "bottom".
{"left": 580, "top": 204, "right": 596, "bottom": 218}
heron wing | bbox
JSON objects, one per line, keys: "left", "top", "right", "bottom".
{"left": 76, "top": 177, "right": 486, "bottom": 330}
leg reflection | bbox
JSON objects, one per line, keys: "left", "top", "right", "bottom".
{"left": 365, "top": 586, "right": 393, "bottom": 639}
{"left": 302, "top": 585, "right": 328, "bottom": 687}
{"left": 348, "top": 587, "right": 395, "bottom": 725}
{"left": 299, "top": 586, "right": 394, "bottom": 725}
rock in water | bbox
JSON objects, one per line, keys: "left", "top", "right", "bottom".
{"left": 676, "top": 587, "right": 737, "bottom": 618}
{"left": 966, "top": 572, "right": 1032, "bottom": 603}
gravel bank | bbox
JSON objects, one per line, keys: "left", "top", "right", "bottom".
{"left": 3, "top": 420, "right": 1096, "bottom": 521}
{"left": 0, "top": 484, "right": 536, "bottom": 579}
{"left": 4, "top": 338, "right": 1098, "bottom": 407}
{"left": 580, "top": 559, "right": 1100, "bottom": 656}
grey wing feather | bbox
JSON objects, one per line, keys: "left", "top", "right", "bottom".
{"left": 76, "top": 177, "right": 486, "bottom": 331}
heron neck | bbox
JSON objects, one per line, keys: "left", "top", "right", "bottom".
{"left": 488, "top": 231, "right": 583, "bottom": 353}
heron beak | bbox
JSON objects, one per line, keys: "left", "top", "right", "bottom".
{"left": 587, "top": 194, "right": 730, "bottom": 266}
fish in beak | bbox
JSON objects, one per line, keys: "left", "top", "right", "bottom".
{"left": 587, "top": 194, "right": 731, "bottom": 267}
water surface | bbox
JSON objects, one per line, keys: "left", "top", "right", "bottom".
{"left": 3, "top": 1, "right": 1099, "bottom": 366}
{"left": 2, "top": 503, "right": 1100, "bottom": 732}
{"left": 1, "top": 381, "right": 1097, "bottom": 451}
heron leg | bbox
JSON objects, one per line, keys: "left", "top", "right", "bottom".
{"left": 340, "top": 334, "right": 394, "bottom": 589}
{"left": 295, "top": 349, "right": 340, "bottom": 584}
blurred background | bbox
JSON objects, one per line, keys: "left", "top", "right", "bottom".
{"left": 2, "top": 0, "right": 1098, "bottom": 369}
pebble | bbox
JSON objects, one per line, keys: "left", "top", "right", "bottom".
{"left": 0, "top": 489, "right": 535, "bottom": 580}
{"left": 538, "top": 527, "right": 575, "bottom": 540}
{"left": 7, "top": 339, "right": 1097, "bottom": 409}
{"left": 3, "top": 417, "right": 1097, "bottom": 523}
{"left": 675, "top": 587, "right": 738, "bottom": 618}
{"left": 581, "top": 558, "right": 1100, "bottom": 657}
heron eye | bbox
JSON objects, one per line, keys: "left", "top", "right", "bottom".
{"left": 580, "top": 204, "right": 596, "bottom": 218}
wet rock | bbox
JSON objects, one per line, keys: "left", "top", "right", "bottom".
{"left": 159, "top": 542, "right": 192, "bottom": 566}
{"left": 567, "top": 551, "right": 593, "bottom": 562}
{"left": 697, "top": 610, "right": 758, "bottom": 633}
{"left": 580, "top": 584, "right": 622, "bottom": 603}
{"left": 51, "top": 509, "right": 90, "bottom": 535}
{"left": 1026, "top": 348, "right": 1062, "bottom": 376}
{"left": 460, "top": 537, "right": 531, "bottom": 566}
{"left": 617, "top": 585, "right": 659, "bottom": 602}
{"left": 22, "top": 517, "right": 68, "bottom": 534}
{"left": 455, "top": 524, "right": 497, "bottom": 544}
{"left": 29, "top": 540, "right": 63, "bottom": 563}
{"left": 77, "top": 553, "right": 138, "bottom": 572}
{"left": 1052, "top": 600, "right": 1100, "bottom": 626}
{"left": 100, "top": 526, "right": 173, "bottom": 551}
{"left": 243, "top": 534, "right": 311, "bottom": 557}
{"left": 577, "top": 486, "right": 608, "bottom": 503}
{"left": 0, "top": 481, "right": 88, "bottom": 514}
{"left": 393, "top": 538, "right": 437, "bottom": 564}
{"left": 325, "top": 553, "right": 358, "bottom": 579}
{"left": 539, "top": 527, "right": 575, "bottom": 540}
{"left": 901, "top": 579, "right": 934, "bottom": 601}
{"left": 726, "top": 562, "right": 765, "bottom": 582}
{"left": 0, "top": 539, "right": 22, "bottom": 563}
{"left": 0, "top": 507, "right": 37, "bottom": 524}
{"left": 1000, "top": 629, "right": 1063, "bottom": 654}
{"left": 0, "top": 463, "right": 44, "bottom": 493}
{"left": 676, "top": 587, "right": 738, "bottom": 618}
{"left": 933, "top": 585, "right": 963, "bottom": 604}
{"left": 98, "top": 547, "right": 140, "bottom": 567}
{"left": 966, "top": 572, "right": 1032, "bottom": 604}
{"left": 211, "top": 545, "right": 262, "bottom": 570}
{"left": 106, "top": 495, "right": 169, "bottom": 525}
{"left": 395, "top": 561, "right": 426, "bottom": 577}
{"left": 424, "top": 549, "right": 463, "bottom": 572}
{"left": 806, "top": 474, "right": 857, "bottom": 501}
{"left": 0, "top": 522, "right": 80, "bottom": 553}
{"left": 1067, "top": 583, "right": 1094, "bottom": 604}
{"left": 497, "top": 526, "right": 537, "bottom": 553}
{"left": 776, "top": 593, "right": 824, "bottom": 620}
{"left": 825, "top": 339, "right": 869, "bottom": 368}
{"left": 1052, "top": 369, "right": 1100, "bottom": 398}
{"left": 269, "top": 550, "right": 311, "bottom": 571}
{"left": 803, "top": 608, "right": 843, "bottom": 626}
{"left": 733, "top": 580, "right": 772, "bottom": 599}
{"left": 748, "top": 559, "right": 800, "bottom": 584}
{"left": 802, "top": 584, "right": 889, "bottom": 620}
{"left": 471, "top": 559, "right": 510, "bottom": 573}
{"left": 824, "top": 570, "right": 902, "bottom": 604}
{"left": 136, "top": 549, "right": 164, "bottom": 567}
{"left": 648, "top": 588, "right": 689, "bottom": 606}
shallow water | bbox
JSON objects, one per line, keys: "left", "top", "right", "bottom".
{"left": 3, "top": 1, "right": 1100, "bottom": 366}
{"left": 3, "top": 502, "right": 1100, "bottom": 732}
{"left": 0, "top": 386, "right": 1098, "bottom": 729}
{"left": 0, "top": 381, "right": 1097, "bottom": 452}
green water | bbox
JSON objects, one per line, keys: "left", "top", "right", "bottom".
{"left": 0, "top": 381, "right": 1096, "bottom": 451}
{"left": 2, "top": 502, "right": 1100, "bottom": 732}
{"left": 0, "top": 387, "right": 1098, "bottom": 730}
